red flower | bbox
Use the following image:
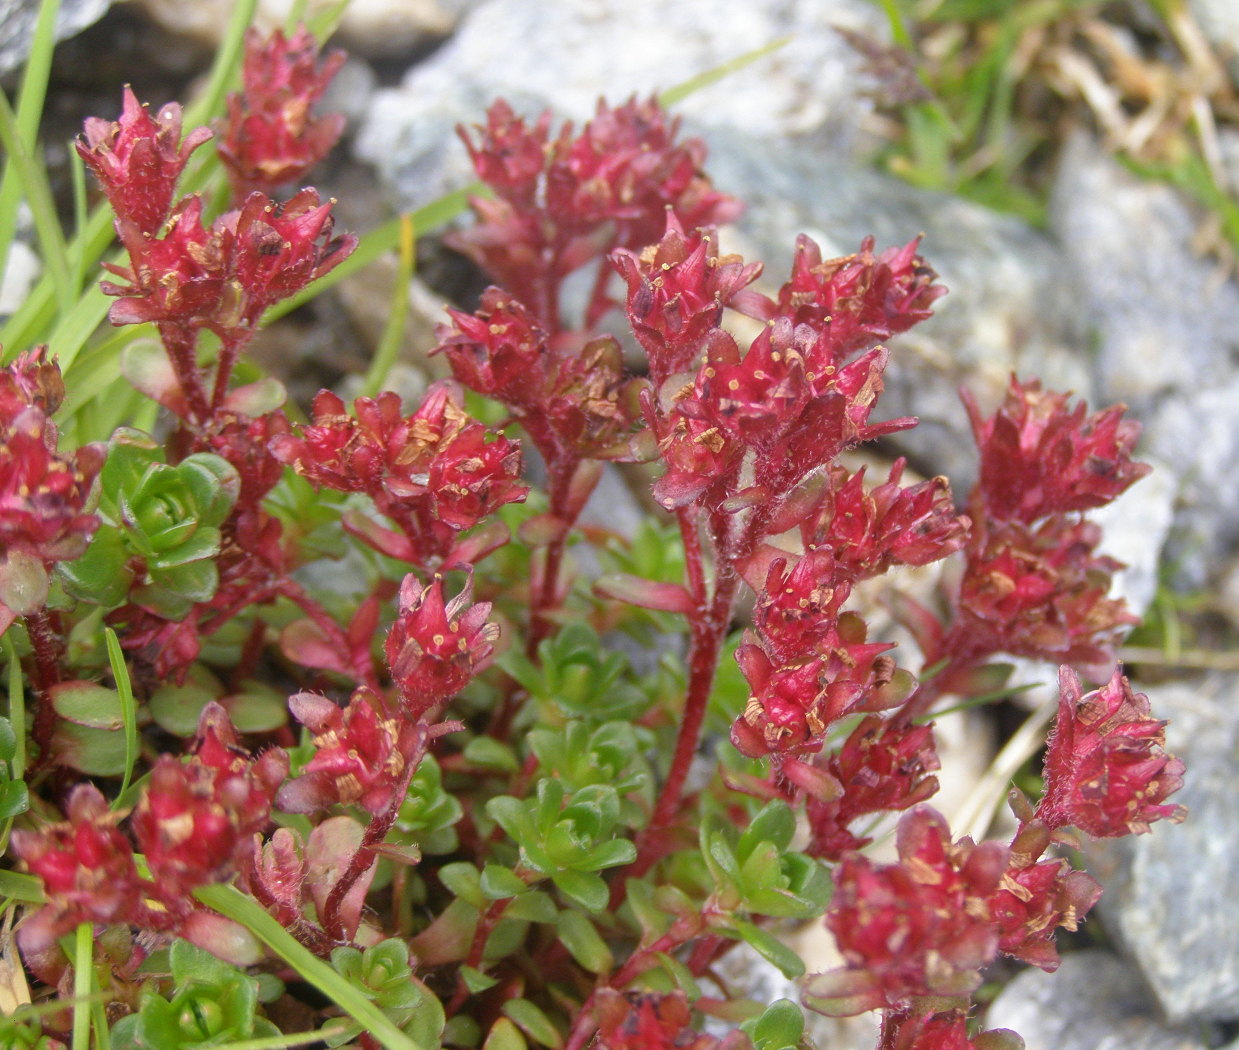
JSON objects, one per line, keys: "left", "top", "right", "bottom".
{"left": 0, "top": 352, "right": 104, "bottom": 616}
{"left": 594, "top": 989, "right": 725, "bottom": 1050}
{"left": 132, "top": 704, "right": 288, "bottom": 895}
{"left": 810, "top": 807, "right": 1008, "bottom": 1014}
{"left": 103, "top": 195, "right": 225, "bottom": 328}
{"left": 763, "top": 234, "right": 945, "bottom": 363}
{"left": 277, "top": 689, "right": 449, "bottom": 814}
{"left": 878, "top": 1008, "right": 1023, "bottom": 1050}
{"left": 801, "top": 461, "right": 968, "bottom": 583}
{"left": 220, "top": 188, "right": 357, "bottom": 326}
{"left": 612, "top": 215, "right": 766, "bottom": 385}
{"left": 217, "top": 26, "right": 346, "bottom": 198}
{"left": 458, "top": 99, "right": 551, "bottom": 209}
{"left": 385, "top": 572, "right": 499, "bottom": 713}
{"left": 965, "top": 377, "right": 1150, "bottom": 526}
{"left": 1037, "top": 667, "right": 1186, "bottom": 838}
{"left": 955, "top": 517, "right": 1135, "bottom": 672}
{"left": 270, "top": 382, "right": 525, "bottom": 566}
{"left": 806, "top": 716, "right": 941, "bottom": 860}
{"left": 10, "top": 784, "right": 142, "bottom": 933}
{"left": 77, "top": 86, "right": 212, "bottom": 235}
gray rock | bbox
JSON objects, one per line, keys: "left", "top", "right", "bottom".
{"left": 1089, "top": 455, "right": 1176, "bottom": 617}
{"left": 1049, "top": 134, "right": 1239, "bottom": 585}
{"left": 986, "top": 950, "right": 1213, "bottom": 1050}
{"left": 0, "top": 239, "right": 39, "bottom": 323}
{"left": 355, "top": 0, "right": 887, "bottom": 207}
{"left": 1142, "top": 378, "right": 1239, "bottom": 587}
{"left": 1086, "top": 675, "right": 1239, "bottom": 1024}
{"left": 0, "top": 0, "right": 113, "bottom": 76}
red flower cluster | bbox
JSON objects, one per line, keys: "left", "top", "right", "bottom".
{"left": 878, "top": 1007, "right": 1023, "bottom": 1050}
{"left": 1038, "top": 667, "right": 1187, "bottom": 837}
{"left": 759, "top": 234, "right": 945, "bottom": 357}
{"left": 217, "top": 26, "right": 346, "bottom": 199}
{"left": 278, "top": 688, "right": 457, "bottom": 814}
{"left": 618, "top": 227, "right": 941, "bottom": 515}
{"left": 965, "top": 378, "right": 1150, "bottom": 526}
{"left": 799, "top": 461, "right": 968, "bottom": 583}
{"left": 385, "top": 572, "right": 500, "bottom": 714}
{"left": 730, "top": 551, "right": 912, "bottom": 759}
{"left": 451, "top": 97, "right": 741, "bottom": 329}
{"left": 594, "top": 989, "right": 736, "bottom": 1050}
{"left": 76, "top": 85, "right": 212, "bottom": 235}
{"left": 271, "top": 381, "right": 526, "bottom": 567}
{"left": 435, "top": 290, "right": 641, "bottom": 463}
{"left": 0, "top": 349, "right": 104, "bottom": 620}
{"left": 805, "top": 715, "right": 940, "bottom": 860}
{"left": 132, "top": 704, "right": 288, "bottom": 896}
{"left": 10, "top": 705, "right": 285, "bottom": 970}
{"left": 809, "top": 807, "right": 1008, "bottom": 1014}
{"left": 105, "top": 188, "right": 354, "bottom": 335}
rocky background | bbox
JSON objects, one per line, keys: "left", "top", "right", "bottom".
{"left": 2, "top": 1, "right": 1238, "bottom": 1048}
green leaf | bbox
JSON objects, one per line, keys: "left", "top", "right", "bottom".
{"left": 51, "top": 721, "right": 128, "bottom": 777}
{"left": 551, "top": 870, "right": 607, "bottom": 914}
{"left": 581, "top": 838, "right": 637, "bottom": 872}
{"left": 463, "top": 736, "right": 520, "bottom": 774}
{"left": 460, "top": 965, "right": 498, "bottom": 994}
{"left": 729, "top": 920, "right": 805, "bottom": 979}
{"left": 742, "top": 998, "right": 805, "bottom": 1050}
{"left": 504, "top": 891, "right": 557, "bottom": 924}
{"left": 501, "top": 999, "right": 563, "bottom": 1050}
{"left": 555, "top": 910, "right": 612, "bottom": 974}
{"left": 482, "top": 1018, "right": 527, "bottom": 1050}
{"left": 480, "top": 865, "right": 528, "bottom": 900}
{"left": 0, "top": 780, "right": 29, "bottom": 820}
{"left": 438, "top": 862, "right": 485, "bottom": 909}
{"left": 737, "top": 800, "right": 796, "bottom": 859}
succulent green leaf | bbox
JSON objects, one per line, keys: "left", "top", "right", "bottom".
{"left": 501, "top": 999, "right": 563, "bottom": 1050}
{"left": 729, "top": 920, "right": 805, "bottom": 979}
{"left": 555, "top": 910, "right": 613, "bottom": 974}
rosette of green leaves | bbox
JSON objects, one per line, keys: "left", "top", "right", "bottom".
{"left": 498, "top": 622, "right": 648, "bottom": 722}
{"left": 60, "top": 429, "right": 239, "bottom": 617}
{"left": 110, "top": 940, "right": 279, "bottom": 1049}
{"left": 700, "top": 800, "right": 832, "bottom": 978}
{"left": 392, "top": 754, "right": 463, "bottom": 854}
{"left": 527, "top": 719, "right": 652, "bottom": 822}
{"left": 327, "top": 938, "right": 444, "bottom": 1049}
{"left": 0, "top": 1010, "right": 60, "bottom": 1050}
{"left": 486, "top": 779, "right": 637, "bottom": 913}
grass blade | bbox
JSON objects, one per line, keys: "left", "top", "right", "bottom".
{"left": 659, "top": 37, "right": 792, "bottom": 109}
{"left": 0, "top": 87, "right": 74, "bottom": 316}
{"left": 194, "top": 883, "right": 424, "bottom": 1050}
{"left": 362, "top": 212, "right": 416, "bottom": 396}
{"left": 72, "top": 923, "right": 92, "bottom": 1050}
{"left": 0, "top": 0, "right": 60, "bottom": 287}
{"left": 103, "top": 627, "right": 139, "bottom": 807}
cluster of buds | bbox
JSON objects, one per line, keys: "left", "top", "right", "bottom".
{"left": 1037, "top": 667, "right": 1187, "bottom": 838}
{"left": 730, "top": 551, "right": 915, "bottom": 761}
{"left": 941, "top": 378, "right": 1151, "bottom": 675}
{"left": 0, "top": 349, "right": 104, "bottom": 625}
{"left": 385, "top": 572, "right": 500, "bottom": 715}
{"left": 451, "top": 98, "right": 741, "bottom": 332}
{"left": 807, "top": 666, "right": 1185, "bottom": 1029}
{"left": 435, "top": 289, "right": 643, "bottom": 467}
{"left": 217, "top": 26, "right": 346, "bottom": 200}
{"left": 277, "top": 687, "right": 459, "bottom": 815}
{"left": 77, "top": 32, "right": 353, "bottom": 422}
{"left": 10, "top": 705, "right": 285, "bottom": 979}
{"left": 615, "top": 220, "right": 941, "bottom": 517}
{"left": 270, "top": 381, "right": 527, "bottom": 568}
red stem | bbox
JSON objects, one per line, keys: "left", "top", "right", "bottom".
{"left": 157, "top": 323, "right": 212, "bottom": 424}
{"left": 24, "top": 608, "right": 64, "bottom": 765}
